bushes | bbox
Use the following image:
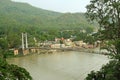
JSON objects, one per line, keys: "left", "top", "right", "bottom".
{"left": 0, "top": 58, "right": 32, "bottom": 80}
{"left": 86, "top": 60, "right": 120, "bottom": 80}
{"left": 0, "top": 50, "right": 32, "bottom": 80}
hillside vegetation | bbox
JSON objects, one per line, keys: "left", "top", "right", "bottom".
{"left": 0, "top": 0, "right": 96, "bottom": 48}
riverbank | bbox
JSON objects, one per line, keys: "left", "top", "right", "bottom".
{"left": 35, "top": 47, "right": 109, "bottom": 55}
{"left": 7, "top": 47, "right": 109, "bottom": 59}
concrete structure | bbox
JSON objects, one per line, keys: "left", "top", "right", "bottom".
{"left": 74, "top": 41, "right": 87, "bottom": 47}
{"left": 22, "top": 33, "right": 28, "bottom": 50}
{"left": 14, "top": 49, "right": 19, "bottom": 55}
{"left": 22, "top": 33, "right": 29, "bottom": 55}
{"left": 64, "top": 39, "right": 74, "bottom": 47}
{"left": 23, "top": 49, "right": 29, "bottom": 55}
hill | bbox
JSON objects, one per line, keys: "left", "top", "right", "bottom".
{"left": 0, "top": 0, "right": 96, "bottom": 48}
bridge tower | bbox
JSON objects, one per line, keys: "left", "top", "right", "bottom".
{"left": 22, "top": 33, "right": 28, "bottom": 50}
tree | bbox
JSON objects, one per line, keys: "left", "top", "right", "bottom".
{"left": 0, "top": 36, "right": 32, "bottom": 80}
{"left": 0, "top": 38, "right": 8, "bottom": 50}
{"left": 0, "top": 58, "right": 32, "bottom": 80}
{"left": 86, "top": 0, "right": 120, "bottom": 60}
{"left": 0, "top": 39, "right": 32, "bottom": 80}
{"left": 0, "top": 38, "right": 8, "bottom": 59}
{"left": 85, "top": 35, "right": 95, "bottom": 44}
{"left": 86, "top": 60, "right": 120, "bottom": 80}
{"left": 85, "top": 0, "right": 120, "bottom": 80}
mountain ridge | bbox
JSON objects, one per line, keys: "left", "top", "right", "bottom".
{"left": 0, "top": 0, "right": 95, "bottom": 30}
{"left": 0, "top": 0, "right": 96, "bottom": 48}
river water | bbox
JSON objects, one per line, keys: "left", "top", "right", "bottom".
{"left": 7, "top": 51, "right": 109, "bottom": 80}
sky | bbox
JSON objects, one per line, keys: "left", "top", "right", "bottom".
{"left": 11, "top": 0, "right": 90, "bottom": 13}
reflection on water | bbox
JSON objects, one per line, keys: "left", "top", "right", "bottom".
{"left": 7, "top": 51, "right": 109, "bottom": 80}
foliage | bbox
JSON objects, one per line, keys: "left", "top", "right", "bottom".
{"left": 0, "top": 57, "right": 32, "bottom": 80}
{"left": 0, "top": 38, "right": 8, "bottom": 50}
{"left": 85, "top": 35, "right": 96, "bottom": 44}
{"left": 86, "top": 60, "right": 120, "bottom": 80}
{"left": 0, "top": 39, "right": 32, "bottom": 80}
{"left": 0, "top": 33, "right": 32, "bottom": 80}
{"left": 86, "top": 0, "right": 120, "bottom": 59}
{"left": 85, "top": 0, "right": 120, "bottom": 80}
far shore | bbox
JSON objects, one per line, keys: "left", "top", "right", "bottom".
{"left": 8, "top": 47, "right": 109, "bottom": 59}
{"left": 34, "top": 47, "right": 109, "bottom": 55}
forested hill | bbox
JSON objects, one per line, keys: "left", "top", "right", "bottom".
{"left": 0, "top": 0, "right": 96, "bottom": 48}
{"left": 0, "top": 0, "right": 95, "bottom": 30}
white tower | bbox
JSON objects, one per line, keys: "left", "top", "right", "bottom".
{"left": 22, "top": 33, "right": 25, "bottom": 50}
{"left": 25, "top": 33, "right": 28, "bottom": 48}
{"left": 22, "top": 33, "right": 28, "bottom": 50}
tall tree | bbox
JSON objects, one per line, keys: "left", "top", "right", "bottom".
{"left": 0, "top": 58, "right": 32, "bottom": 80}
{"left": 86, "top": 0, "right": 120, "bottom": 60}
{"left": 0, "top": 38, "right": 32, "bottom": 80}
{"left": 85, "top": 1, "right": 120, "bottom": 80}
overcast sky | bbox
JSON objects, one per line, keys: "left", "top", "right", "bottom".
{"left": 11, "top": 0, "right": 90, "bottom": 13}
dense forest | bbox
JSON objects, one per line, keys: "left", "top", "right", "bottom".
{"left": 0, "top": 0, "right": 97, "bottom": 48}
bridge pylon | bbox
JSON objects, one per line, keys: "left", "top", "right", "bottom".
{"left": 22, "top": 33, "right": 28, "bottom": 50}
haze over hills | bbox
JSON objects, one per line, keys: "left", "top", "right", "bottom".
{"left": 0, "top": 0, "right": 97, "bottom": 48}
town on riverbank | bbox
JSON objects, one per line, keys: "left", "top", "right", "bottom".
{"left": 13, "top": 34, "right": 108, "bottom": 56}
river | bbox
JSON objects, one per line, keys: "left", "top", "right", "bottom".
{"left": 7, "top": 51, "right": 109, "bottom": 80}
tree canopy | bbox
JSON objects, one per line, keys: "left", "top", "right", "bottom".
{"left": 0, "top": 34, "right": 32, "bottom": 80}
{"left": 86, "top": 0, "right": 120, "bottom": 58}
{"left": 86, "top": 60, "right": 120, "bottom": 80}
{"left": 86, "top": 0, "right": 120, "bottom": 38}
{"left": 0, "top": 57, "right": 32, "bottom": 80}
{"left": 85, "top": 0, "right": 120, "bottom": 80}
